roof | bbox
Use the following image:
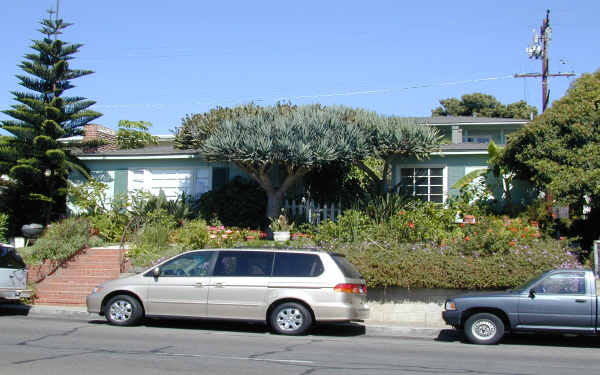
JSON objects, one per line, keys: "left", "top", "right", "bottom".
{"left": 72, "top": 116, "right": 523, "bottom": 159}
{"left": 441, "top": 143, "right": 490, "bottom": 151}
{"left": 73, "top": 144, "right": 200, "bottom": 160}
{"left": 416, "top": 116, "right": 528, "bottom": 126}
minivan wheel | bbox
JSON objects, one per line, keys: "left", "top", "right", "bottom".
{"left": 269, "top": 302, "right": 313, "bottom": 335}
{"left": 464, "top": 313, "right": 504, "bottom": 345}
{"left": 105, "top": 295, "right": 144, "bottom": 326}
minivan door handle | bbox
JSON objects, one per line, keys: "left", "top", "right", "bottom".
{"left": 214, "top": 282, "right": 224, "bottom": 288}
{"left": 575, "top": 299, "right": 586, "bottom": 303}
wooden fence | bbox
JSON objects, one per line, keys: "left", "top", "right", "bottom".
{"left": 282, "top": 200, "right": 342, "bottom": 225}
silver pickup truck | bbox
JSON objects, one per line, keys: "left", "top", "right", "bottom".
{"left": 443, "top": 269, "right": 599, "bottom": 344}
{"left": 0, "top": 244, "right": 31, "bottom": 300}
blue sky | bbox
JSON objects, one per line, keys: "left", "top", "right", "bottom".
{"left": 1, "top": 1, "right": 598, "bottom": 134}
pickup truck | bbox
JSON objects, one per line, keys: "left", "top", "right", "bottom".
{"left": 0, "top": 244, "right": 31, "bottom": 301}
{"left": 443, "top": 269, "right": 599, "bottom": 344}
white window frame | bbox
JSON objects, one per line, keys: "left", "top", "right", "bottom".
{"left": 127, "top": 167, "right": 212, "bottom": 200}
{"left": 395, "top": 165, "right": 448, "bottom": 203}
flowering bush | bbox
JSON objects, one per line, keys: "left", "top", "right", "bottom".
{"left": 334, "top": 239, "right": 581, "bottom": 289}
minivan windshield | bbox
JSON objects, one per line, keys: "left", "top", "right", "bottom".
{"left": 0, "top": 245, "right": 26, "bottom": 269}
{"left": 331, "top": 255, "right": 362, "bottom": 279}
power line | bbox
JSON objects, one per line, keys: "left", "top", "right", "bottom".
{"left": 90, "top": 74, "right": 518, "bottom": 110}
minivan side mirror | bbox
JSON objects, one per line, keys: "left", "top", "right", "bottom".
{"left": 529, "top": 288, "right": 536, "bottom": 299}
{"left": 153, "top": 267, "right": 160, "bottom": 277}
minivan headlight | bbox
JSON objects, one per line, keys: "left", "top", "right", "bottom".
{"left": 92, "top": 286, "right": 103, "bottom": 294}
{"left": 445, "top": 300, "right": 456, "bottom": 311}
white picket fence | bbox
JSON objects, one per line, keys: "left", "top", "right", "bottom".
{"left": 282, "top": 200, "right": 342, "bottom": 225}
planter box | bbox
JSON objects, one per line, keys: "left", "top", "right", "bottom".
{"left": 273, "top": 231, "right": 290, "bottom": 242}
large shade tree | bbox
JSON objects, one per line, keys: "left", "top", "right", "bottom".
{"left": 499, "top": 69, "right": 600, "bottom": 246}
{"left": 0, "top": 13, "right": 101, "bottom": 227}
{"left": 432, "top": 93, "right": 538, "bottom": 119}
{"left": 175, "top": 104, "right": 441, "bottom": 218}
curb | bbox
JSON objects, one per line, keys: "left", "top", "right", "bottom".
{"left": 0, "top": 303, "right": 447, "bottom": 339}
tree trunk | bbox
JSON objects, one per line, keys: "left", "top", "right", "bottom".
{"left": 266, "top": 192, "right": 282, "bottom": 220}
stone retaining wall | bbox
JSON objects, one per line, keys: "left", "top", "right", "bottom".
{"left": 365, "top": 287, "right": 496, "bottom": 327}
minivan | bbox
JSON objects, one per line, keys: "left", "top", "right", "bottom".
{"left": 87, "top": 248, "right": 369, "bottom": 335}
{"left": 0, "top": 244, "right": 31, "bottom": 300}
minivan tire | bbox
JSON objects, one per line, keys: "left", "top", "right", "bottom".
{"left": 105, "top": 295, "right": 144, "bottom": 326}
{"left": 269, "top": 302, "right": 313, "bottom": 335}
{"left": 464, "top": 312, "right": 504, "bottom": 345}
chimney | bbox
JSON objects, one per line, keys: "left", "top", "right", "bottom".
{"left": 451, "top": 125, "right": 463, "bottom": 144}
{"left": 82, "top": 124, "right": 118, "bottom": 153}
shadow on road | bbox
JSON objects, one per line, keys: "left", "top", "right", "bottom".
{"left": 88, "top": 317, "right": 365, "bottom": 337}
{"left": 0, "top": 302, "right": 31, "bottom": 316}
{"left": 436, "top": 328, "right": 600, "bottom": 348}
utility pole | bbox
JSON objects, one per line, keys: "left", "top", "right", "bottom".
{"left": 514, "top": 10, "right": 575, "bottom": 112}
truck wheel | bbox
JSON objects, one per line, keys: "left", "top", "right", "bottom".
{"left": 105, "top": 295, "right": 144, "bottom": 326}
{"left": 464, "top": 313, "right": 504, "bottom": 345}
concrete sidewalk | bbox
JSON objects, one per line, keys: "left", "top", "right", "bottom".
{"left": 0, "top": 302, "right": 450, "bottom": 339}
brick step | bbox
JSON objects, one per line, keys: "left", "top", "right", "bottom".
{"left": 36, "top": 287, "right": 96, "bottom": 295}
{"left": 51, "top": 269, "right": 120, "bottom": 277}
{"left": 51, "top": 267, "right": 120, "bottom": 274}
{"left": 64, "top": 260, "right": 122, "bottom": 266}
{"left": 38, "top": 280, "right": 115, "bottom": 288}
{"left": 35, "top": 297, "right": 87, "bottom": 305}
{"left": 37, "top": 276, "right": 118, "bottom": 284}
{"left": 53, "top": 265, "right": 121, "bottom": 272}
{"left": 35, "top": 302, "right": 87, "bottom": 307}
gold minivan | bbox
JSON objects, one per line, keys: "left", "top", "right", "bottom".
{"left": 87, "top": 248, "right": 369, "bottom": 335}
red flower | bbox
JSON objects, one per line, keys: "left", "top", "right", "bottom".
{"left": 408, "top": 222, "right": 415, "bottom": 229}
{"left": 398, "top": 211, "right": 406, "bottom": 216}
{"left": 465, "top": 236, "right": 470, "bottom": 241}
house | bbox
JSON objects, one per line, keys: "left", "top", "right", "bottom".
{"left": 68, "top": 117, "right": 536, "bottom": 207}
{"left": 64, "top": 125, "right": 244, "bottom": 203}
{"left": 390, "top": 116, "right": 537, "bottom": 205}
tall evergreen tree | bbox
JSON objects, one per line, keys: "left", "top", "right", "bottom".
{"left": 0, "top": 11, "right": 101, "bottom": 228}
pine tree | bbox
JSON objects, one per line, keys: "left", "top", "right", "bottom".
{"left": 0, "top": 11, "right": 101, "bottom": 228}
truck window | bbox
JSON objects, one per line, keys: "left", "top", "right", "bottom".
{"left": 0, "top": 246, "right": 26, "bottom": 269}
{"left": 533, "top": 272, "right": 586, "bottom": 295}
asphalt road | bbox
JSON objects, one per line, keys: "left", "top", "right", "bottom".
{"left": 0, "top": 314, "right": 599, "bottom": 375}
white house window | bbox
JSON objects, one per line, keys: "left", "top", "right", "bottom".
{"left": 128, "top": 167, "right": 211, "bottom": 200}
{"left": 398, "top": 167, "right": 445, "bottom": 203}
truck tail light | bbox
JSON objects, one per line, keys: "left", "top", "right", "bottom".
{"left": 334, "top": 283, "right": 367, "bottom": 295}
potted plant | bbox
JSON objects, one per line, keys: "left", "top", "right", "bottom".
{"left": 269, "top": 209, "right": 294, "bottom": 242}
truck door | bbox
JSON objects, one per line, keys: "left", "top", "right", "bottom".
{"left": 0, "top": 246, "right": 28, "bottom": 291}
{"left": 518, "top": 271, "right": 593, "bottom": 330}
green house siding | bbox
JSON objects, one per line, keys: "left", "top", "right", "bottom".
{"left": 392, "top": 153, "right": 537, "bottom": 207}
{"left": 77, "top": 158, "right": 247, "bottom": 202}
{"left": 114, "top": 169, "right": 128, "bottom": 196}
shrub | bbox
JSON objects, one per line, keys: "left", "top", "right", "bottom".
{"left": 194, "top": 177, "right": 267, "bottom": 228}
{"left": 171, "top": 219, "right": 210, "bottom": 250}
{"left": 27, "top": 218, "right": 103, "bottom": 264}
{"left": 0, "top": 213, "right": 8, "bottom": 243}
{"left": 89, "top": 213, "right": 129, "bottom": 243}
{"left": 316, "top": 202, "right": 459, "bottom": 246}
{"left": 316, "top": 209, "right": 372, "bottom": 243}
{"left": 129, "top": 210, "right": 176, "bottom": 264}
{"left": 335, "top": 239, "right": 581, "bottom": 289}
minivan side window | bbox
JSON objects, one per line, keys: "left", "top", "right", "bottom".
{"left": 331, "top": 255, "right": 362, "bottom": 279}
{"left": 0, "top": 246, "right": 26, "bottom": 269}
{"left": 273, "top": 253, "right": 324, "bottom": 277}
{"left": 214, "top": 251, "right": 274, "bottom": 277}
{"left": 150, "top": 251, "right": 215, "bottom": 277}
